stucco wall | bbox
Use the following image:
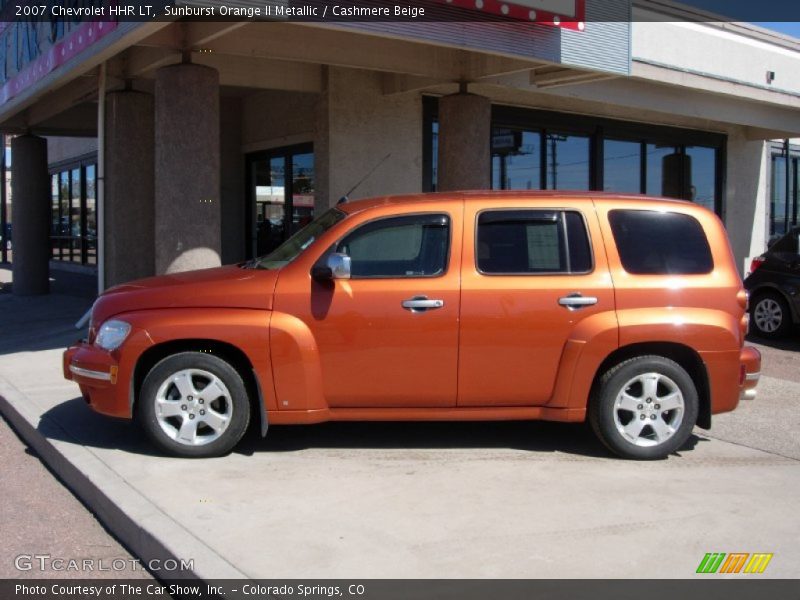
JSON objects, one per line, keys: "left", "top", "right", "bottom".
{"left": 241, "top": 90, "right": 317, "bottom": 152}
{"left": 322, "top": 67, "right": 423, "bottom": 207}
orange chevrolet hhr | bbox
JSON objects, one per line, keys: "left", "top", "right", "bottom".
{"left": 64, "top": 192, "right": 761, "bottom": 460}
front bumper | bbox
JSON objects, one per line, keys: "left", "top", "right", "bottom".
{"left": 63, "top": 342, "right": 130, "bottom": 418}
{"left": 739, "top": 345, "right": 761, "bottom": 401}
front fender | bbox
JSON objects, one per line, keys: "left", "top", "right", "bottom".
{"left": 120, "top": 307, "right": 275, "bottom": 413}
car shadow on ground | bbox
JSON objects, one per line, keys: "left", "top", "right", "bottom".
{"left": 37, "top": 398, "right": 160, "bottom": 457}
{"left": 38, "top": 397, "right": 704, "bottom": 461}
{"left": 746, "top": 332, "right": 800, "bottom": 352}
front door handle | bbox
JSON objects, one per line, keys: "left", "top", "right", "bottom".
{"left": 402, "top": 295, "right": 445, "bottom": 312}
{"left": 558, "top": 293, "right": 598, "bottom": 310}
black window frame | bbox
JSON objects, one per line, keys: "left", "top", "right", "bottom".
{"left": 474, "top": 208, "right": 595, "bottom": 276}
{"left": 332, "top": 212, "right": 452, "bottom": 280}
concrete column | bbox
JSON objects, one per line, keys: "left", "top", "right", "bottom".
{"left": 105, "top": 90, "right": 155, "bottom": 287}
{"left": 725, "top": 130, "right": 768, "bottom": 275}
{"left": 437, "top": 92, "right": 491, "bottom": 192}
{"left": 154, "top": 63, "right": 221, "bottom": 274}
{"left": 11, "top": 135, "right": 49, "bottom": 295}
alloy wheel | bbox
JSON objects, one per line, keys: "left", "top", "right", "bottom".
{"left": 154, "top": 368, "right": 233, "bottom": 446}
{"left": 612, "top": 372, "right": 685, "bottom": 448}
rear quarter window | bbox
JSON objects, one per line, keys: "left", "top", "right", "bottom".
{"left": 609, "top": 210, "right": 713, "bottom": 275}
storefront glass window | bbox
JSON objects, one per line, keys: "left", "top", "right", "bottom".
{"left": 492, "top": 128, "right": 541, "bottom": 190}
{"left": 70, "top": 168, "right": 81, "bottom": 262}
{"left": 85, "top": 165, "right": 96, "bottom": 265}
{"left": 58, "top": 172, "right": 69, "bottom": 259}
{"left": 425, "top": 101, "right": 723, "bottom": 215}
{"left": 604, "top": 139, "right": 641, "bottom": 193}
{"left": 292, "top": 152, "right": 315, "bottom": 234}
{"left": 49, "top": 162, "right": 97, "bottom": 266}
{"left": 686, "top": 146, "right": 716, "bottom": 212}
{"left": 770, "top": 155, "right": 798, "bottom": 238}
{"left": 249, "top": 145, "right": 315, "bottom": 258}
{"left": 545, "top": 133, "right": 590, "bottom": 190}
{"left": 645, "top": 144, "right": 677, "bottom": 198}
{"left": 50, "top": 174, "right": 60, "bottom": 259}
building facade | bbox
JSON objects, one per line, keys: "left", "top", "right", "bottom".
{"left": 1, "top": 1, "right": 799, "bottom": 294}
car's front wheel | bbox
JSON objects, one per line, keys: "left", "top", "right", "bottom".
{"left": 750, "top": 292, "right": 791, "bottom": 339}
{"left": 137, "top": 352, "right": 251, "bottom": 458}
{"left": 589, "top": 356, "right": 699, "bottom": 460}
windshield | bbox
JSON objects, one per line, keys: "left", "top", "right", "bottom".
{"left": 255, "top": 208, "right": 346, "bottom": 269}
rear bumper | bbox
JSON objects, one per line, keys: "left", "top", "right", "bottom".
{"left": 739, "top": 345, "right": 761, "bottom": 401}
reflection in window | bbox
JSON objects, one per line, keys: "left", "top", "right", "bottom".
{"left": 49, "top": 163, "right": 96, "bottom": 266}
{"left": 338, "top": 214, "right": 450, "bottom": 278}
{"left": 477, "top": 210, "right": 592, "bottom": 274}
{"left": 545, "top": 133, "right": 590, "bottom": 190}
{"left": 492, "top": 129, "right": 541, "bottom": 190}
{"left": 686, "top": 146, "right": 716, "bottom": 212}
{"left": 85, "top": 165, "right": 96, "bottom": 265}
{"left": 604, "top": 140, "right": 641, "bottom": 193}
{"left": 251, "top": 147, "right": 316, "bottom": 257}
{"left": 291, "top": 152, "right": 315, "bottom": 234}
{"left": 770, "top": 155, "right": 798, "bottom": 238}
{"left": 645, "top": 145, "right": 676, "bottom": 198}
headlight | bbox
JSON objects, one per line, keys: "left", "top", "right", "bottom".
{"left": 95, "top": 320, "right": 131, "bottom": 351}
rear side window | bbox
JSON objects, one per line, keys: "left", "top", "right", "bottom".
{"left": 477, "top": 210, "right": 592, "bottom": 274}
{"left": 609, "top": 210, "right": 713, "bottom": 275}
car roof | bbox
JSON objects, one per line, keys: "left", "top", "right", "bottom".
{"left": 337, "top": 190, "right": 697, "bottom": 215}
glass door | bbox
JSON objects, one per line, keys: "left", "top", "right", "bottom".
{"left": 247, "top": 144, "right": 314, "bottom": 258}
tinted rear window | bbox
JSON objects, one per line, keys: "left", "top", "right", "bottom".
{"left": 609, "top": 210, "right": 713, "bottom": 275}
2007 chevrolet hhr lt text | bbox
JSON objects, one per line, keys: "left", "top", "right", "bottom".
{"left": 64, "top": 191, "right": 761, "bottom": 460}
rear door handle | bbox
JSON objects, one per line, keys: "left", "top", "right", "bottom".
{"left": 558, "top": 293, "right": 598, "bottom": 310}
{"left": 402, "top": 295, "right": 445, "bottom": 312}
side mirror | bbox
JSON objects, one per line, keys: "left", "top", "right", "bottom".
{"left": 312, "top": 252, "right": 351, "bottom": 281}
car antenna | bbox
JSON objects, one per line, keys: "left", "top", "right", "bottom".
{"left": 338, "top": 153, "right": 391, "bottom": 204}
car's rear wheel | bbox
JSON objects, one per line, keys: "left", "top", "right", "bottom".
{"left": 137, "top": 352, "right": 250, "bottom": 458}
{"left": 750, "top": 292, "right": 791, "bottom": 339}
{"left": 589, "top": 356, "right": 698, "bottom": 460}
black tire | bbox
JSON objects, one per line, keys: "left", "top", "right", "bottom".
{"left": 137, "top": 352, "right": 251, "bottom": 458}
{"left": 750, "top": 291, "right": 792, "bottom": 339}
{"left": 589, "top": 355, "right": 699, "bottom": 460}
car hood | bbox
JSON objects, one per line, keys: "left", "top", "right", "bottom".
{"left": 91, "top": 265, "right": 279, "bottom": 326}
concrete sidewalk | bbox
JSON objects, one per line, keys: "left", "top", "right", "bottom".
{"left": 1, "top": 267, "right": 799, "bottom": 579}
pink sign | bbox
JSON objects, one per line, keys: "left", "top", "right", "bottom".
{"left": 1, "top": 20, "right": 118, "bottom": 105}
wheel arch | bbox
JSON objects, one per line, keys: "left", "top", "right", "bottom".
{"left": 591, "top": 342, "right": 711, "bottom": 429}
{"left": 132, "top": 339, "right": 267, "bottom": 437}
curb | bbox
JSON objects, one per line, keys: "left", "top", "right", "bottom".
{"left": 0, "top": 377, "right": 247, "bottom": 581}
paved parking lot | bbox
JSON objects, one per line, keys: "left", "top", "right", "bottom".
{"left": 1, "top": 269, "right": 798, "bottom": 580}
